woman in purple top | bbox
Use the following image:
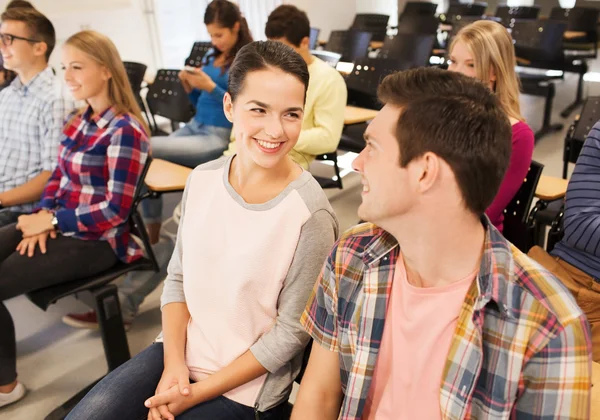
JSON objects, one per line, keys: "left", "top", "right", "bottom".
{"left": 448, "top": 20, "right": 534, "bottom": 232}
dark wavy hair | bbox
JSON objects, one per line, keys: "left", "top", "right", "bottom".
{"left": 204, "top": 0, "right": 253, "bottom": 72}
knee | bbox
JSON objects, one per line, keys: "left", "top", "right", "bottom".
{"left": 67, "top": 388, "right": 123, "bottom": 420}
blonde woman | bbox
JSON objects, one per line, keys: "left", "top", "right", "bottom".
{"left": 0, "top": 30, "right": 149, "bottom": 408}
{"left": 448, "top": 20, "right": 534, "bottom": 233}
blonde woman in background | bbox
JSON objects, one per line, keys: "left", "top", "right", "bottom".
{"left": 0, "top": 30, "right": 149, "bottom": 409}
{"left": 448, "top": 20, "right": 534, "bottom": 233}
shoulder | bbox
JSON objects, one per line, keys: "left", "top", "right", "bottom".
{"left": 310, "top": 57, "right": 345, "bottom": 87}
{"left": 107, "top": 113, "right": 149, "bottom": 145}
{"left": 511, "top": 121, "right": 534, "bottom": 141}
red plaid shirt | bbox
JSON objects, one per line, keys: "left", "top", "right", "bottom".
{"left": 38, "top": 106, "right": 149, "bottom": 263}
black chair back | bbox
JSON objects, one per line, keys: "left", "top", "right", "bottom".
{"left": 495, "top": 5, "right": 540, "bottom": 27}
{"left": 351, "top": 13, "right": 390, "bottom": 42}
{"left": 346, "top": 58, "right": 408, "bottom": 109}
{"left": 440, "top": 2, "right": 488, "bottom": 23}
{"left": 401, "top": 1, "right": 438, "bottom": 16}
{"left": 563, "top": 96, "right": 600, "bottom": 175}
{"left": 546, "top": 204, "right": 565, "bottom": 253}
{"left": 123, "top": 61, "right": 147, "bottom": 94}
{"left": 311, "top": 50, "right": 342, "bottom": 67}
{"left": 309, "top": 27, "right": 320, "bottom": 50}
{"left": 511, "top": 19, "right": 567, "bottom": 64}
{"left": 326, "top": 30, "right": 373, "bottom": 62}
{"left": 551, "top": 6, "right": 599, "bottom": 47}
{"left": 185, "top": 41, "right": 212, "bottom": 67}
{"left": 397, "top": 14, "right": 440, "bottom": 35}
{"left": 503, "top": 160, "right": 544, "bottom": 253}
{"left": 146, "top": 69, "right": 195, "bottom": 127}
{"left": 378, "top": 34, "right": 436, "bottom": 67}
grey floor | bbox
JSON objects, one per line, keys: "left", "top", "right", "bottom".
{"left": 4, "top": 64, "right": 599, "bottom": 419}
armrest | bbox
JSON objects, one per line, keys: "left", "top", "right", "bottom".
{"left": 145, "top": 159, "right": 192, "bottom": 193}
{"left": 535, "top": 175, "right": 568, "bottom": 201}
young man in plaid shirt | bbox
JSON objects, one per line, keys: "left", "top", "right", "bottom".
{"left": 0, "top": 7, "right": 72, "bottom": 226}
{"left": 293, "top": 68, "right": 592, "bottom": 419}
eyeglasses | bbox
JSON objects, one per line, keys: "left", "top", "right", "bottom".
{"left": 0, "top": 33, "right": 41, "bottom": 47}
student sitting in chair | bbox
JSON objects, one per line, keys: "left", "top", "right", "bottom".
{"left": 67, "top": 40, "right": 338, "bottom": 420}
{"left": 224, "top": 5, "right": 347, "bottom": 170}
{"left": 0, "top": 30, "right": 149, "bottom": 409}
{"left": 292, "top": 68, "right": 591, "bottom": 420}
{"left": 0, "top": 7, "right": 73, "bottom": 227}
{"left": 143, "top": 0, "right": 253, "bottom": 246}
{"left": 448, "top": 20, "right": 534, "bottom": 233}
{"left": 529, "top": 120, "right": 600, "bottom": 362}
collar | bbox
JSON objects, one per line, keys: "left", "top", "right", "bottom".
{"left": 82, "top": 105, "right": 118, "bottom": 129}
{"left": 362, "top": 216, "right": 517, "bottom": 318}
{"left": 10, "top": 66, "right": 54, "bottom": 96}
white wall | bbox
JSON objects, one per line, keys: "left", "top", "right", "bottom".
{"left": 286, "top": 0, "right": 357, "bottom": 40}
{"left": 0, "top": 0, "right": 158, "bottom": 73}
{"left": 356, "top": 0, "right": 398, "bottom": 27}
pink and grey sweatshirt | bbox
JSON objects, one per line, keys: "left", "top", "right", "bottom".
{"left": 159, "top": 156, "right": 339, "bottom": 412}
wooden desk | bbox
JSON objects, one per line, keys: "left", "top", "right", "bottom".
{"left": 439, "top": 23, "right": 453, "bottom": 32}
{"left": 593, "top": 362, "right": 600, "bottom": 419}
{"left": 535, "top": 175, "right": 568, "bottom": 201}
{"left": 344, "top": 106, "right": 378, "bottom": 125}
{"left": 145, "top": 158, "right": 192, "bottom": 192}
{"left": 564, "top": 30, "right": 587, "bottom": 40}
{"left": 370, "top": 41, "right": 384, "bottom": 50}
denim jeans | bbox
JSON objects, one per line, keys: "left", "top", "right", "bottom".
{"left": 67, "top": 343, "right": 287, "bottom": 420}
{"left": 143, "top": 120, "right": 231, "bottom": 224}
{"left": 118, "top": 235, "right": 175, "bottom": 323}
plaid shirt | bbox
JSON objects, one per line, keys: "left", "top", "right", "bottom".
{"left": 302, "top": 219, "right": 592, "bottom": 419}
{"left": 0, "top": 67, "right": 73, "bottom": 213}
{"left": 38, "top": 106, "right": 149, "bottom": 263}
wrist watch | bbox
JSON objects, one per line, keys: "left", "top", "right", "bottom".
{"left": 51, "top": 213, "right": 59, "bottom": 231}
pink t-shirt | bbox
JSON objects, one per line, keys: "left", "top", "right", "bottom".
{"left": 362, "top": 253, "right": 477, "bottom": 420}
{"left": 485, "top": 121, "right": 534, "bottom": 232}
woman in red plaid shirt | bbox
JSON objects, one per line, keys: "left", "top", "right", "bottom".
{"left": 0, "top": 30, "right": 149, "bottom": 408}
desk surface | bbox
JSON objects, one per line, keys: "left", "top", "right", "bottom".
{"left": 145, "top": 158, "right": 192, "bottom": 192}
{"left": 593, "top": 362, "right": 600, "bottom": 419}
{"left": 344, "top": 106, "right": 378, "bottom": 125}
{"left": 564, "top": 30, "right": 587, "bottom": 40}
{"left": 535, "top": 175, "right": 569, "bottom": 201}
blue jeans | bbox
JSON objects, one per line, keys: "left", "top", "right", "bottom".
{"left": 67, "top": 343, "right": 287, "bottom": 420}
{"left": 143, "top": 120, "right": 231, "bottom": 224}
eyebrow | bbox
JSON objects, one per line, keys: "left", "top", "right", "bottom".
{"left": 245, "top": 100, "right": 304, "bottom": 113}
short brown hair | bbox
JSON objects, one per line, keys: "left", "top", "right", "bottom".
{"left": 378, "top": 67, "right": 512, "bottom": 216}
{"left": 1, "top": 7, "right": 55, "bottom": 62}
{"left": 265, "top": 5, "right": 310, "bottom": 47}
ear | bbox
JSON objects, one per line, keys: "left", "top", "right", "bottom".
{"left": 233, "top": 21, "right": 241, "bottom": 34}
{"left": 223, "top": 92, "right": 234, "bottom": 123}
{"left": 33, "top": 41, "right": 48, "bottom": 60}
{"left": 101, "top": 66, "right": 112, "bottom": 82}
{"left": 414, "top": 152, "right": 440, "bottom": 194}
{"left": 489, "top": 66, "right": 497, "bottom": 83}
{"left": 300, "top": 36, "right": 310, "bottom": 50}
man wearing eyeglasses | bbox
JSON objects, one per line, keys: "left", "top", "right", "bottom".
{"left": 0, "top": 7, "right": 72, "bottom": 229}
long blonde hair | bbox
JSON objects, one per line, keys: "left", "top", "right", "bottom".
{"left": 450, "top": 20, "right": 523, "bottom": 122}
{"left": 65, "top": 30, "right": 150, "bottom": 135}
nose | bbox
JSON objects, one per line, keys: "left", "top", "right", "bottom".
{"left": 352, "top": 148, "right": 366, "bottom": 173}
{"left": 264, "top": 116, "right": 283, "bottom": 139}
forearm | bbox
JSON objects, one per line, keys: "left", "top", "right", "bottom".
{"left": 191, "top": 350, "right": 267, "bottom": 403}
{"left": 0, "top": 171, "right": 52, "bottom": 207}
{"left": 291, "top": 391, "right": 341, "bottom": 420}
{"left": 161, "top": 303, "right": 190, "bottom": 366}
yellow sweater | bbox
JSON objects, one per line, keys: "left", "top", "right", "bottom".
{"left": 224, "top": 56, "right": 347, "bottom": 169}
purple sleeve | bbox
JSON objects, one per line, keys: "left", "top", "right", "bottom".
{"left": 485, "top": 122, "right": 534, "bottom": 231}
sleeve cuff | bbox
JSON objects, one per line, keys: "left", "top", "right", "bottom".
{"left": 250, "top": 340, "right": 286, "bottom": 373}
{"left": 56, "top": 207, "right": 78, "bottom": 233}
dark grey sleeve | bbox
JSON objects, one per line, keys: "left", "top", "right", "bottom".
{"left": 160, "top": 175, "right": 192, "bottom": 309}
{"left": 250, "top": 208, "right": 339, "bottom": 373}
